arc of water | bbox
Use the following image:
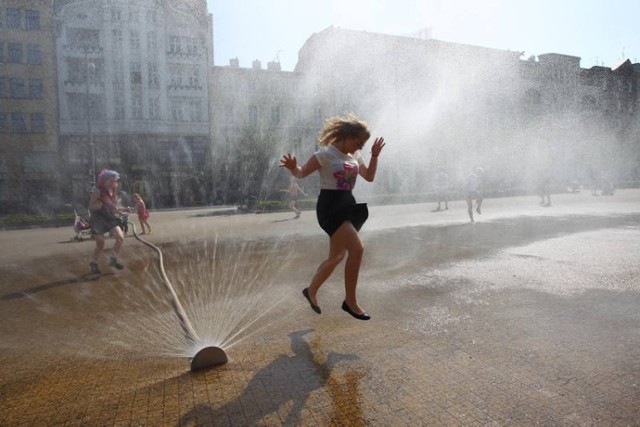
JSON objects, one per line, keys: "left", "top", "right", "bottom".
{"left": 131, "top": 223, "right": 200, "bottom": 345}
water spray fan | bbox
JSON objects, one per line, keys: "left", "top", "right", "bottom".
{"left": 131, "top": 224, "right": 228, "bottom": 370}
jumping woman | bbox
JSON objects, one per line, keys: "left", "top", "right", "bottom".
{"left": 280, "top": 114, "right": 385, "bottom": 320}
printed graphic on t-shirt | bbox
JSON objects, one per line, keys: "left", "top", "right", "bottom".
{"left": 333, "top": 162, "right": 359, "bottom": 190}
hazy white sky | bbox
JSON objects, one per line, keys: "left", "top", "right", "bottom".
{"left": 206, "top": 0, "right": 638, "bottom": 71}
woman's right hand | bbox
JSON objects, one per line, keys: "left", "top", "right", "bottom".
{"left": 279, "top": 154, "right": 297, "bottom": 171}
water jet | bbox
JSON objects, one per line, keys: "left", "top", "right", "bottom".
{"left": 132, "top": 224, "right": 228, "bottom": 370}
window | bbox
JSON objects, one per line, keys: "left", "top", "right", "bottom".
{"left": 189, "top": 99, "right": 201, "bottom": 122}
{"left": 147, "top": 31, "right": 157, "bottom": 52}
{"left": 26, "top": 44, "right": 42, "bottom": 64}
{"left": 148, "top": 62, "right": 159, "bottom": 89}
{"left": 25, "top": 10, "right": 40, "bottom": 31}
{"left": 169, "top": 36, "right": 181, "bottom": 53}
{"left": 111, "top": 8, "right": 122, "bottom": 21}
{"left": 131, "top": 94, "right": 143, "bottom": 119}
{"left": 0, "top": 113, "right": 8, "bottom": 133}
{"left": 8, "top": 42, "right": 22, "bottom": 64}
{"left": 186, "top": 37, "right": 198, "bottom": 55}
{"left": 0, "top": 78, "right": 5, "bottom": 98}
{"left": 112, "top": 29, "right": 123, "bottom": 46}
{"left": 7, "top": 8, "right": 21, "bottom": 29}
{"left": 146, "top": 10, "right": 156, "bottom": 24}
{"left": 114, "top": 95, "right": 125, "bottom": 119}
{"left": 170, "top": 64, "right": 183, "bottom": 87}
{"left": 10, "top": 78, "right": 26, "bottom": 99}
{"left": 149, "top": 97, "right": 160, "bottom": 119}
{"left": 29, "top": 79, "right": 43, "bottom": 99}
{"left": 130, "top": 61, "right": 141, "bottom": 85}
{"left": 129, "top": 8, "right": 139, "bottom": 23}
{"left": 31, "top": 113, "right": 45, "bottom": 133}
{"left": 189, "top": 67, "right": 200, "bottom": 87}
{"left": 12, "top": 112, "right": 27, "bottom": 133}
{"left": 170, "top": 100, "right": 184, "bottom": 122}
{"left": 130, "top": 30, "right": 140, "bottom": 50}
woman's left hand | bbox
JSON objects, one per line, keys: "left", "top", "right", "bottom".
{"left": 371, "top": 137, "right": 385, "bottom": 158}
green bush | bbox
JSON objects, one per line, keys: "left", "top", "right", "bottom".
{"left": 0, "top": 212, "right": 75, "bottom": 229}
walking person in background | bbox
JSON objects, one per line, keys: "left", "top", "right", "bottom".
{"left": 88, "top": 169, "right": 128, "bottom": 274}
{"left": 433, "top": 169, "right": 449, "bottom": 211}
{"left": 280, "top": 113, "right": 386, "bottom": 320}
{"left": 132, "top": 193, "right": 151, "bottom": 235}
{"left": 465, "top": 167, "right": 484, "bottom": 223}
{"left": 286, "top": 176, "right": 307, "bottom": 219}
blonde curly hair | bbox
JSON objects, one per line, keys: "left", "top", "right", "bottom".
{"left": 317, "top": 113, "right": 371, "bottom": 147}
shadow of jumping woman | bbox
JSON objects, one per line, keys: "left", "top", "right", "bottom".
{"left": 179, "top": 328, "right": 363, "bottom": 426}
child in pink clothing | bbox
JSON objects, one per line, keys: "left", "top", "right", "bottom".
{"left": 132, "top": 193, "right": 151, "bottom": 234}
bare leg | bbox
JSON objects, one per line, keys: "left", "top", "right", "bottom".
{"left": 139, "top": 219, "right": 146, "bottom": 234}
{"left": 110, "top": 226, "right": 125, "bottom": 257}
{"left": 337, "top": 223, "right": 365, "bottom": 313}
{"left": 307, "top": 230, "right": 347, "bottom": 307}
{"left": 92, "top": 234, "right": 105, "bottom": 262}
{"left": 476, "top": 197, "right": 483, "bottom": 214}
{"left": 466, "top": 197, "right": 474, "bottom": 222}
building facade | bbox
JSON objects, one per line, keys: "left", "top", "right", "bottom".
{"left": 53, "top": 0, "right": 212, "bottom": 208}
{"left": 209, "top": 58, "right": 330, "bottom": 205}
{"left": 294, "top": 27, "right": 639, "bottom": 193}
{"left": 1, "top": 18, "right": 638, "bottom": 214}
{"left": 0, "top": 1, "right": 59, "bottom": 214}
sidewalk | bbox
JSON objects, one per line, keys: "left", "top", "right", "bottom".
{"left": 1, "top": 191, "right": 639, "bottom": 424}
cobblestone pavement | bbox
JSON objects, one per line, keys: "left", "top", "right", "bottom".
{"left": 1, "top": 191, "right": 640, "bottom": 425}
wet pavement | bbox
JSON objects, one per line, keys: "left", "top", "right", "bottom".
{"left": 1, "top": 190, "right": 639, "bottom": 425}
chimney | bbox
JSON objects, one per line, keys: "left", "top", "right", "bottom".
{"left": 267, "top": 61, "right": 281, "bottom": 71}
{"left": 229, "top": 57, "right": 239, "bottom": 68}
{"left": 252, "top": 59, "right": 262, "bottom": 70}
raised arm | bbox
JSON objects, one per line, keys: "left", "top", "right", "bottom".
{"left": 280, "top": 153, "right": 320, "bottom": 179}
{"left": 359, "top": 137, "right": 385, "bottom": 182}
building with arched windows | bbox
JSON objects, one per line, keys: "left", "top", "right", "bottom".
{"left": 52, "top": 0, "right": 212, "bottom": 209}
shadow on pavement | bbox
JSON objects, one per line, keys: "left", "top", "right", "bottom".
{"left": 179, "top": 328, "right": 362, "bottom": 426}
{"left": 1, "top": 272, "right": 115, "bottom": 300}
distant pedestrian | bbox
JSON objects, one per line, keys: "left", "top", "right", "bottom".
{"left": 132, "top": 193, "right": 151, "bottom": 234}
{"left": 280, "top": 113, "right": 386, "bottom": 320}
{"left": 286, "top": 176, "right": 307, "bottom": 219}
{"left": 433, "top": 169, "right": 449, "bottom": 211}
{"left": 537, "top": 169, "right": 552, "bottom": 207}
{"left": 464, "top": 167, "right": 484, "bottom": 223}
{"left": 587, "top": 166, "right": 600, "bottom": 196}
{"left": 88, "top": 169, "right": 128, "bottom": 274}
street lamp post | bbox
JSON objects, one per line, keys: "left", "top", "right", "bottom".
{"left": 85, "top": 50, "right": 96, "bottom": 190}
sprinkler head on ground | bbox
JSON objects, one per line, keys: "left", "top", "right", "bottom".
{"left": 190, "top": 346, "right": 228, "bottom": 371}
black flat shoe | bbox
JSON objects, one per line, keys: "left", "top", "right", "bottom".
{"left": 341, "top": 301, "right": 370, "bottom": 320}
{"left": 302, "top": 288, "right": 321, "bottom": 314}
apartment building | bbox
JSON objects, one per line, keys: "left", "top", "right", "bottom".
{"left": 0, "top": 1, "right": 59, "bottom": 213}
{"left": 53, "top": 0, "right": 213, "bottom": 208}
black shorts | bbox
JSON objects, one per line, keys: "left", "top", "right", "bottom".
{"left": 316, "top": 190, "right": 368, "bottom": 236}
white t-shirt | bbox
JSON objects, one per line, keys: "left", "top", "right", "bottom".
{"left": 314, "top": 145, "right": 365, "bottom": 190}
